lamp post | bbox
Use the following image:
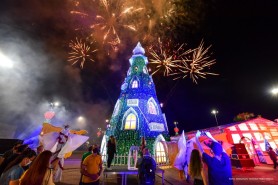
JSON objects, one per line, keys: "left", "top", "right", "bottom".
{"left": 211, "top": 109, "right": 219, "bottom": 126}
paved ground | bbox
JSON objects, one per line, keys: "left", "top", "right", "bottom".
{"left": 56, "top": 152, "right": 278, "bottom": 185}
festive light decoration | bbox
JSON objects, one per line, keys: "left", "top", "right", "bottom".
{"left": 173, "top": 121, "right": 179, "bottom": 135}
{"left": 44, "top": 111, "right": 55, "bottom": 121}
{"left": 97, "top": 128, "right": 103, "bottom": 137}
{"left": 102, "top": 43, "right": 169, "bottom": 161}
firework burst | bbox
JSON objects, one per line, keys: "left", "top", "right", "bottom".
{"left": 175, "top": 41, "right": 218, "bottom": 83}
{"left": 68, "top": 37, "right": 97, "bottom": 69}
{"left": 148, "top": 39, "right": 217, "bottom": 83}
{"left": 71, "top": 0, "right": 143, "bottom": 51}
{"left": 148, "top": 38, "right": 191, "bottom": 76}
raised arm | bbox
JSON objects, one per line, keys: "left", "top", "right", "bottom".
{"left": 204, "top": 132, "right": 218, "bottom": 142}
{"left": 195, "top": 130, "right": 204, "bottom": 154}
{"left": 205, "top": 131, "right": 226, "bottom": 153}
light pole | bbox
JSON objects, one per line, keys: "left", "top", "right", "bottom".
{"left": 211, "top": 109, "right": 219, "bottom": 126}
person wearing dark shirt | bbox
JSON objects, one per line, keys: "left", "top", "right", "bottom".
{"left": 136, "top": 148, "right": 156, "bottom": 185}
{"left": 268, "top": 147, "right": 278, "bottom": 169}
{"left": 195, "top": 131, "right": 233, "bottom": 185}
{"left": 106, "top": 136, "right": 116, "bottom": 170}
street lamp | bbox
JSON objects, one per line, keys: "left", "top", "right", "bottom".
{"left": 50, "top": 101, "right": 60, "bottom": 109}
{"left": 211, "top": 109, "right": 219, "bottom": 126}
{"left": 76, "top": 116, "right": 86, "bottom": 128}
{"left": 77, "top": 116, "right": 84, "bottom": 121}
{"left": 271, "top": 88, "right": 278, "bottom": 96}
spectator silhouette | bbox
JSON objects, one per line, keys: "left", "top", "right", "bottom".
{"left": 136, "top": 148, "right": 156, "bottom": 185}
{"left": 106, "top": 136, "right": 116, "bottom": 170}
{"left": 268, "top": 147, "right": 278, "bottom": 169}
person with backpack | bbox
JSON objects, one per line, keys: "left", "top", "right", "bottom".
{"left": 136, "top": 148, "right": 156, "bottom": 185}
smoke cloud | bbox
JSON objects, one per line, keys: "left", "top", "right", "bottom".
{"left": 0, "top": 25, "right": 113, "bottom": 143}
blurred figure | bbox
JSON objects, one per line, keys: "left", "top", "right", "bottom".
{"left": 0, "top": 149, "right": 36, "bottom": 185}
{"left": 195, "top": 131, "right": 233, "bottom": 185}
{"left": 79, "top": 145, "right": 94, "bottom": 185}
{"left": 20, "top": 150, "right": 54, "bottom": 185}
{"left": 36, "top": 145, "right": 44, "bottom": 155}
{"left": 137, "top": 148, "right": 156, "bottom": 185}
{"left": 42, "top": 124, "right": 88, "bottom": 182}
{"left": 0, "top": 144, "right": 29, "bottom": 176}
{"left": 140, "top": 137, "right": 146, "bottom": 156}
{"left": 0, "top": 141, "right": 22, "bottom": 165}
{"left": 82, "top": 145, "right": 94, "bottom": 162}
{"left": 106, "top": 136, "right": 116, "bottom": 170}
{"left": 189, "top": 149, "right": 207, "bottom": 185}
{"left": 51, "top": 125, "right": 71, "bottom": 174}
{"left": 22, "top": 149, "right": 37, "bottom": 171}
{"left": 268, "top": 147, "right": 278, "bottom": 169}
{"left": 0, "top": 141, "right": 22, "bottom": 158}
{"left": 81, "top": 147, "right": 103, "bottom": 185}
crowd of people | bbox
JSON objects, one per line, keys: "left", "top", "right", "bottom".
{"left": 0, "top": 131, "right": 239, "bottom": 185}
{"left": 0, "top": 142, "right": 53, "bottom": 185}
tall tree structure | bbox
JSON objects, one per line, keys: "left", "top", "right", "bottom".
{"left": 101, "top": 43, "right": 169, "bottom": 161}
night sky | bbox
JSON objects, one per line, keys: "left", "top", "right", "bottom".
{"left": 0, "top": 0, "right": 277, "bottom": 140}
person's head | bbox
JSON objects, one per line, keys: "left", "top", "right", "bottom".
{"left": 88, "top": 145, "right": 93, "bottom": 152}
{"left": 12, "top": 141, "right": 22, "bottom": 153}
{"left": 211, "top": 142, "right": 223, "bottom": 156}
{"left": 64, "top": 124, "right": 70, "bottom": 129}
{"left": 143, "top": 148, "right": 150, "bottom": 156}
{"left": 92, "top": 147, "right": 99, "bottom": 154}
{"left": 110, "top": 135, "right": 116, "bottom": 144}
{"left": 20, "top": 150, "right": 52, "bottom": 185}
{"left": 25, "top": 148, "right": 37, "bottom": 162}
{"left": 36, "top": 145, "right": 44, "bottom": 154}
{"left": 16, "top": 144, "right": 29, "bottom": 154}
{"left": 189, "top": 149, "right": 202, "bottom": 178}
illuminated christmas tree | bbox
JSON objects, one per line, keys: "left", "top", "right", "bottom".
{"left": 101, "top": 43, "right": 169, "bottom": 161}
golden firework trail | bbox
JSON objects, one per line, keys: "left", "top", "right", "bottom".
{"left": 175, "top": 40, "right": 218, "bottom": 84}
{"left": 149, "top": 39, "right": 217, "bottom": 83}
{"left": 71, "top": 0, "right": 143, "bottom": 51}
{"left": 68, "top": 37, "right": 97, "bottom": 69}
{"left": 148, "top": 38, "right": 191, "bottom": 76}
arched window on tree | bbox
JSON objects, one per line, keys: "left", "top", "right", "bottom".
{"left": 147, "top": 98, "right": 158, "bottom": 115}
{"left": 132, "top": 80, "right": 138, "bottom": 88}
{"left": 155, "top": 141, "right": 166, "bottom": 163}
{"left": 125, "top": 113, "right": 137, "bottom": 130}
